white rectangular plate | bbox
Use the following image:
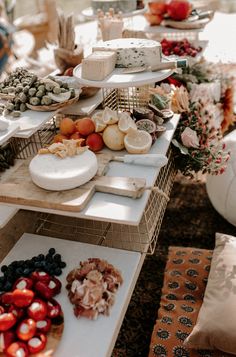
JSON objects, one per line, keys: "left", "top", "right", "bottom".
{"left": 0, "top": 121, "right": 20, "bottom": 145}
{"left": 0, "top": 233, "right": 141, "bottom": 357}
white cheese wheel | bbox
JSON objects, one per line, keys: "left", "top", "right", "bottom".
{"left": 93, "top": 38, "right": 162, "bottom": 68}
{"left": 29, "top": 150, "right": 98, "bottom": 191}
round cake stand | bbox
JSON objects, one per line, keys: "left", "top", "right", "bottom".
{"left": 82, "top": 6, "right": 147, "bottom": 20}
{"left": 73, "top": 65, "right": 173, "bottom": 89}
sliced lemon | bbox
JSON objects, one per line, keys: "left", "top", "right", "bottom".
{"left": 102, "top": 107, "right": 119, "bottom": 125}
{"left": 91, "top": 111, "right": 107, "bottom": 133}
{"left": 118, "top": 112, "right": 137, "bottom": 134}
{"left": 124, "top": 129, "right": 152, "bottom": 154}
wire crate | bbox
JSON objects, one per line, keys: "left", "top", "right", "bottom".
{"left": 10, "top": 118, "right": 57, "bottom": 159}
{"left": 34, "top": 148, "right": 176, "bottom": 254}
{"left": 101, "top": 86, "right": 152, "bottom": 112}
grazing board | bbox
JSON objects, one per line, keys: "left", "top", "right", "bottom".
{"left": 0, "top": 233, "right": 141, "bottom": 357}
{"left": 0, "top": 153, "right": 146, "bottom": 212}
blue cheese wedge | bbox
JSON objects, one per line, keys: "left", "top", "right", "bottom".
{"left": 81, "top": 51, "right": 117, "bottom": 81}
{"left": 93, "top": 38, "right": 162, "bottom": 68}
{"left": 92, "top": 0, "right": 137, "bottom": 13}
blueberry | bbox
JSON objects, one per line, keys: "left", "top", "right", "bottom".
{"left": 54, "top": 268, "right": 62, "bottom": 276}
{"left": 1, "top": 265, "right": 8, "bottom": 273}
{"left": 18, "top": 260, "right": 25, "bottom": 266}
{"left": 48, "top": 248, "right": 56, "bottom": 256}
{"left": 4, "top": 281, "right": 12, "bottom": 291}
{"left": 60, "top": 261, "right": 67, "bottom": 268}
{"left": 34, "top": 261, "right": 42, "bottom": 269}
{"left": 9, "top": 261, "right": 18, "bottom": 269}
{"left": 16, "top": 268, "right": 23, "bottom": 276}
{"left": 0, "top": 276, "right": 5, "bottom": 284}
{"left": 38, "top": 254, "right": 45, "bottom": 261}
{"left": 46, "top": 255, "right": 53, "bottom": 263}
{"left": 23, "top": 268, "right": 30, "bottom": 276}
{"left": 54, "top": 254, "right": 61, "bottom": 262}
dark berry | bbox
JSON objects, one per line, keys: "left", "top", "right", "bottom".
{"left": 1, "top": 265, "right": 8, "bottom": 273}
{"left": 48, "top": 248, "right": 56, "bottom": 256}
{"left": 54, "top": 268, "right": 62, "bottom": 276}
{"left": 9, "top": 261, "right": 18, "bottom": 269}
{"left": 15, "top": 268, "right": 23, "bottom": 276}
{"left": 54, "top": 254, "right": 61, "bottom": 262}
{"left": 38, "top": 254, "right": 45, "bottom": 261}
{"left": 60, "top": 261, "right": 67, "bottom": 268}
{"left": 0, "top": 276, "right": 5, "bottom": 284}
{"left": 23, "top": 268, "right": 30, "bottom": 276}
{"left": 34, "top": 261, "right": 42, "bottom": 269}
{"left": 46, "top": 254, "right": 53, "bottom": 262}
{"left": 4, "top": 281, "right": 12, "bottom": 291}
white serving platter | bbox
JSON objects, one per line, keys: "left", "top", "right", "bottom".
{"left": 59, "top": 89, "right": 103, "bottom": 116}
{"left": 0, "top": 233, "right": 142, "bottom": 357}
{"left": 163, "top": 40, "right": 208, "bottom": 66}
{"left": 11, "top": 110, "right": 56, "bottom": 139}
{"left": 144, "top": 24, "right": 203, "bottom": 34}
{"left": 0, "top": 204, "right": 18, "bottom": 228}
{"left": 73, "top": 64, "right": 173, "bottom": 88}
{"left": 82, "top": 6, "right": 146, "bottom": 20}
{"left": 0, "top": 121, "right": 20, "bottom": 145}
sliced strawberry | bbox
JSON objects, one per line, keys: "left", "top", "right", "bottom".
{"left": 46, "top": 299, "right": 61, "bottom": 319}
{"left": 8, "top": 306, "right": 25, "bottom": 320}
{"left": 6, "top": 341, "right": 29, "bottom": 357}
{"left": 0, "top": 331, "right": 15, "bottom": 353}
{"left": 27, "top": 333, "right": 47, "bottom": 354}
{"left": 27, "top": 299, "right": 47, "bottom": 321}
{"left": 31, "top": 271, "right": 50, "bottom": 283}
{"left": 1, "top": 293, "right": 13, "bottom": 306}
{"left": 16, "top": 318, "right": 36, "bottom": 341}
{"left": 0, "top": 313, "right": 17, "bottom": 331}
{"left": 36, "top": 318, "right": 51, "bottom": 334}
{"left": 12, "top": 289, "right": 34, "bottom": 308}
{"left": 13, "top": 278, "right": 33, "bottom": 291}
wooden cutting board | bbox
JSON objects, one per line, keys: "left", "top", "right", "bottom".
{"left": 0, "top": 153, "right": 146, "bottom": 212}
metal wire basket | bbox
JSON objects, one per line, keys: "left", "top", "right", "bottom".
{"left": 10, "top": 118, "right": 57, "bottom": 159}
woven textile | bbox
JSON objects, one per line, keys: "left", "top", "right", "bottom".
{"left": 148, "top": 246, "right": 234, "bottom": 357}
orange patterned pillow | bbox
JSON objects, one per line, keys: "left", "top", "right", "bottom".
{"left": 184, "top": 233, "right": 236, "bottom": 355}
{"left": 148, "top": 246, "right": 233, "bottom": 357}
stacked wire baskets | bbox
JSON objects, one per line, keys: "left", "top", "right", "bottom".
{"left": 35, "top": 87, "right": 177, "bottom": 254}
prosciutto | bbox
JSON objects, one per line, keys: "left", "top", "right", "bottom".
{"left": 66, "top": 258, "right": 123, "bottom": 320}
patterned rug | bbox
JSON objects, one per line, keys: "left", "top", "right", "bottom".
{"left": 112, "top": 174, "right": 236, "bottom": 357}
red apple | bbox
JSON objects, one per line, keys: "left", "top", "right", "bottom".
{"left": 167, "top": 0, "right": 192, "bottom": 21}
{"left": 148, "top": 1, "right": 167, "bottom": 15}
{"left": 86, "top": 133, "right": 104, "bottom": 152}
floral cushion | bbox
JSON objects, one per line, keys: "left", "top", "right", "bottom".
{"left": 148, "top": 246, "right": 234, "bottom": 357}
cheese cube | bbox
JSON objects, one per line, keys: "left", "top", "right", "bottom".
{"left": 81, "top": 51, "right": 117, "bottom": 81}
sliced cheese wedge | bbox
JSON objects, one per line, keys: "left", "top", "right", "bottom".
{"left": 29, "top": 150, "right": 98, "bottom": 191}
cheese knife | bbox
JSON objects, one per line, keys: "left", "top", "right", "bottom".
{"left": 122, "top": 59, "right": 187, "bottom": 74}
{"left": 113, "top": 154, "right": 168, "bottom": 167}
